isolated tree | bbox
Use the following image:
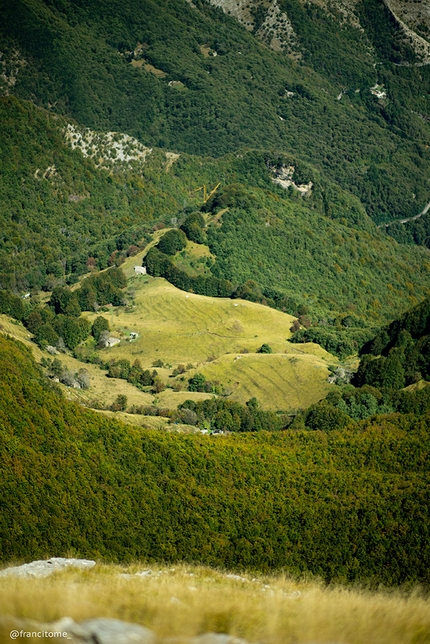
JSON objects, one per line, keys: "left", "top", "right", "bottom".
{"left": 188, "top": 373, "right": 206, "bottom": 392}
{"left": 111, "top": 394, "right": 127, "bottom": 411}
{"left": 25, "top": 310, "right": 43, "bottom": 334}
{"left": 152, "top": 376, "right": 166, "bottom": 393}
{"left": 51, "top": 358, "right": 63, "bottom": 377}
{"left": 258, "top": 344, "right": 273, "bottom": 354}
{"left": 157, "top": 229, "right": 187, "bottom": 255}
{"left": 92, "top": 316, "right": 109, "bottom": 342}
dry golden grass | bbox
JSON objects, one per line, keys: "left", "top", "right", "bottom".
{"left": 0, "top": 315, "right": 153, "bottom": 412}
{"left": 91, "top": 409, "right": 167, "bottom": 429}
{"left": 0, "top": 563, "right": 428, "bottom": 644}
{"left": 156, "top": 389, "right": 213, "bottom": 407}
{"left": 199, "top": 44, "right": 211, "bottom": 57}
{"left": 58, "top": 360, "right": 154, "bottom": 410}
{"left": 184, "top": 240, "right": 215, "bottom": 260}
{"left": 143, "top": 63, "right": 167, "bottom": 77}
{"left": 85, "top": 277, "right": 298, "bottom": 368}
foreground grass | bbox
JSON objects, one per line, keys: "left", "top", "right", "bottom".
{"left": 0, "top": 563, "right": 429, "bottom": 643}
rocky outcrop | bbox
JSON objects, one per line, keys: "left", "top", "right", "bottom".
{"left": 255, "top": 1, "right": 299, "bottom": 55}
{"left": 0, "top": 558, "right": 96, "bottom": 578}
{"left": 271, "top": 165, "right": 313, "bottom": 196}
{"left": 64, "top": 124, "right": 153, "bottom": 169}
{"left": 384, "top": 0, "right": 430, "bottom": 65}
{"left": 202, "top": 0, "right": 300, "bottom": 55}
{"left": 201, "top": 0, "right": 430, "bottom": 62}
{"left": 0, "top": 613, "right": 348, "bottom": 644}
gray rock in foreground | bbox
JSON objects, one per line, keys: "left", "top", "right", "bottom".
{"left": 78, "top": 618, "right": 155, "bottom": 643}
{"left": 192, "top": 634, "right": 251, "bottom": 644}
{"left": 0, "top": 558, "right": 96, "bottom": 578}
{"left": 163, "top": 634, "right": 252, "bottom": 644}
{"left": 0, "top": 616, "right": 155, "bottom": 643}
{"left": 1, "top": 614, "right": 262, "bottom": 644}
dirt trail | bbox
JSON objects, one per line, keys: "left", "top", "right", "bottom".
{"left": 378, "top": 199, "right": 430, "bottom": 229}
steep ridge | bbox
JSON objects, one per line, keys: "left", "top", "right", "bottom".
{"left": 202, "top": 0, "right": 430, "bottom": 63}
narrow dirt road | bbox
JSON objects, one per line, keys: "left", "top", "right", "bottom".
{"left": 378, "top": 199, "right": 430, "bottom": 228}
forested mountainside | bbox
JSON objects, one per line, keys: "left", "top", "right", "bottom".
{"left": 356, "top": 295, "right": 430, "bottom": 389}
{"left": 1, "top": 0, "right": 430, "bottom": 226}
{"left": 0, "top": 0, "right": 429, "bottom": 334}
{"left": 0, "top": 334, "right": 429, "bottom": 584}
{"left": 1, "top": 95, "right": 430, "bottom": 327}
{"left": 1, "top": 0, "right": 430, "bottom": 585}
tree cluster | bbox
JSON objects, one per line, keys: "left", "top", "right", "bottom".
{"left": 145, "top": 247, "right": 233, "bottom": 297}
{"left": 107, "top": 358, "right": 158, "bottom": 389}
{"left": 355, "top": 297, "right": 430, "bottom": 389}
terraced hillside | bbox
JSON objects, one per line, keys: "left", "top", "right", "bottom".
{"left": 80, "top": 272, "right": 337, "bottom": 412}
{"left": 1, "top": 255, "right": 337, "bottom": 414}
{"left": 195, "top": 349, "right": 332, "bottom": 409}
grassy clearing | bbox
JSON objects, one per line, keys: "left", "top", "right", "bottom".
{"left": 88, "top": 277, "right": 297, "bottom": 366}
{"left": 183, "top": 240, "right": 214, "bottom": 260}
{"left": 155, "top": 389, "right": 213, "bottom": 407}
{"left": 93, "top": 408, "right": 202, "bottom": 432}
{"left": 61, "top": 365, "right": 154, "bottom": 410}
{"left": 173, "top": 241, "right": 215, "bottom": 277}
{"left": 0, "top": 315, "right": 153, "bottom": 411}
{"left": 83, "top": 277, "right": 336, "bottom": 410}
{"left": 0, "top": 563, "right": 428, "bottom": 644}
{"left": 1, "top": 264, "right": 338, "bottom": 414}
{"left": 195, "top": 351, "right": 331, "bottom": 410}
{"left": 120, "top": 229, "right": 168, "bottom": 279}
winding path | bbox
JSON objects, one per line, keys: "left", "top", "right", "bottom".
{"left": 378, "top": 199, "right": 430, "bottom": 229}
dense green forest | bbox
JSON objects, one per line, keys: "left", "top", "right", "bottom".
{"left": 288, "top": 297, "right": 430, "bottom": 429}
{"left": 1, "top": 0, "right": 430, "bottom": 225}
{"left": 0, "top": 96, "right": 179, "bottom": 292}
{"left": 203, "top": 185, "right": 430, "bottom": 323}
{"left": 0, "top": 334, "right": 429, "bottom": 585}
{"left": 355, "top": 296, "right": 430, "bottom": 389}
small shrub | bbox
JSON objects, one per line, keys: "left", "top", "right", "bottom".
{"left": 258, "top": 343, "right": 273, "bottom": 354}
{"left": 111, "top": 394, "right": 127, "bottom": 411}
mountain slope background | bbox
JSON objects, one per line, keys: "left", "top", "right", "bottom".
{"left": 1, "top": 95, "right": 430, "bottom": 326}
{"left": 1, "top": 0, "right": 430, "bottom": 226}
{"left": 1, "top": 0, "right": 430, "bottom": 594}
